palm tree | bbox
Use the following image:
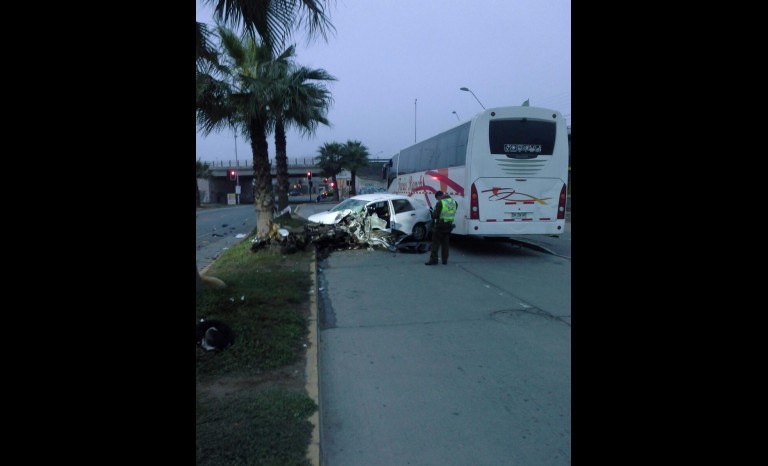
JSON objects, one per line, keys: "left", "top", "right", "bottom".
{"left": 315, "top": 141, "right": 344, "bottom": 202}
{"left": 196, "top": 20, "right": 218, "bottom": 68}
{"left": 272, "top": 59, "right": 336, "bottom": 211}
{"left": 195, "top": 1, "right": 336, "bottom": 294}
{"left": 198, "top": 0, "right": 335, "bottom": 58}
{"left": 197, "top": 1, "right": 334, "bottom": 114}
{"left": 340, "top": 140, "right": 370, "bottom": 197}
{"left": 197, "top": 26, "right": 294, "bottom": 239}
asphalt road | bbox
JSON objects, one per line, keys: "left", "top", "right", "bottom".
{"left": 195, "top": 204, "right": 257, "bottom": 272}
{"left": 301, "top": 206, "right": 571, "bottom": 465}
{"left": 195, "top": 199, "right": 337, "bottom": 272}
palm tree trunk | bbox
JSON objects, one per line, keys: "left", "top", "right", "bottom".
{"left": 249, "top": 118, "right": 275, "bottom": 239}
{"left": 332, "top": 174, "right": 340, "bottom": 201}
{"left": 274, "top": 119, "right": 290, "bottom": 212}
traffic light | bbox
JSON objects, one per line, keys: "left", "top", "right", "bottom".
{"left": 307, "top": 171, "right": 312, "bottom": 180}
{"left": 330, "top": 181, "right": 335, "bottom": 188}
{"left": 229, "top": 170, "right": 237, "bottom": 181}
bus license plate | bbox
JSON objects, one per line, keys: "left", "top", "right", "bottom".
{"left": 507, "top": 212, "right": 527, "bottom": 219}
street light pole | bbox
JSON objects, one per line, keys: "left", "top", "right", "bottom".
{"left": 460, "top": 87, "right": 486, "bottom": 109}
{"left": 452, "top": 110, "right": 460, "bottom": 121}
{"left": 234, "top": 131, "right": 240, "bottom": 204}
{"left": 414, "top": 98, "right": 417, "bottom": 143}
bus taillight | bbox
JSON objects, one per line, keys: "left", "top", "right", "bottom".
{"left": 470, "top": 183, "right": 479, "bottom": 220}
{"left": 557, "top": 184, "right": 567, "bottom": 220}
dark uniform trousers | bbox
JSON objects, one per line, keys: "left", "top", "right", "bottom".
{"left": 429, "top": 221, "right": 454, "bottom": 264}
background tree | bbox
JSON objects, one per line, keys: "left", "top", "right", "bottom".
{"left": 315, "top": 141, "right": 344, "bottom": 201}
{"left": 340, "top": 140, "right": 370, "bottom": 196}
{"left": 273, "top": 60, "right": 336, "bottom": 211}
{"left": 196, "top": 160, "right": 213, "bottom": 207}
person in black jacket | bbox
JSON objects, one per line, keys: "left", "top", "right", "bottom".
{"left": 425, "top": 191, "right": 457, "bottom": 265}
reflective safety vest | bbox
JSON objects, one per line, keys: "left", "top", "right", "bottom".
{"left": 439, "top": 197, "right": 457, "bottom": 223}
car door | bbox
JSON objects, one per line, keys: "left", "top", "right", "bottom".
{"left": 391, "top": 198, "right": 416, "bottom": 234}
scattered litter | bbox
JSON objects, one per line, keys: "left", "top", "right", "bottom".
{"left": 235, "top": 233, "right": 246, "bottom": 239}
{"left": 273, "top": 206, "right": 292, "bottom": 218}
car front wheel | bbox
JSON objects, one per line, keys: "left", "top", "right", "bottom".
{"left": 411, "top": 223, "right": 427, "bottom": 242}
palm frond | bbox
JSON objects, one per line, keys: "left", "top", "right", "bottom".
{"left": 204, "top": 0, "right": 335, "bottom": 55}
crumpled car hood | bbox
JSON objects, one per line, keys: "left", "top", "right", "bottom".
{"left": 307, "top": 209, "right": 354, "bottom": 225}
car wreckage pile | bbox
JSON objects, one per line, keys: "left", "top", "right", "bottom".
{"left": 250, "top": 211, "right": 430, "bottom": 257}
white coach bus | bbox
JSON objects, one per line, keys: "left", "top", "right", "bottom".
{"left": 386, "top": 105, "right": 569, "bottom": 238}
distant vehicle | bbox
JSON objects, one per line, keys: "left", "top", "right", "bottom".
{"left": 386, "top": 105, "right": 569, "bottom": 239}
{"left": 288, "top": 190, "right": 302, "bottom": 197}
{"left": 307, "top": 193, "right": 432, "bottom": 241}
{"left": 316, "top": 190, "right": 334, "bottom": 202}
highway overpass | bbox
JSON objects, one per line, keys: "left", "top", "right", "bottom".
{"left": 198, "top": 157, "right": 391, "bottom": 205}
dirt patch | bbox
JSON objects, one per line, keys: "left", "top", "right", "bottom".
{"left": 197, "top": 356, "right": 308, "bottom": 400}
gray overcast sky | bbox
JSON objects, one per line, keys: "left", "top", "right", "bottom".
{"left": 196, "top": 0, "right": 571, "bottom": 164}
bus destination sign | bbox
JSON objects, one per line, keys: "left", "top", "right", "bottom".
{"left": 504, "top": 143, "right": 542, "bottom": 159}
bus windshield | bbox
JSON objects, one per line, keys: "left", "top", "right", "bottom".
{"left": 489, "top": 119, "right": 556, "bottom": 157}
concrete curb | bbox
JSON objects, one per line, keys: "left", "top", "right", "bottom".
{"left": 305, "top": 246, "right": 320, "bottom": 466}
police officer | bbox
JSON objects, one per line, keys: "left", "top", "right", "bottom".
{"left": 425, "top": 190, "right": 457, "bottom": 265}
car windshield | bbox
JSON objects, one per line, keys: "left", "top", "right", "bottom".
{"left": 329, "top": 198, "right": 368, "bottom": 214}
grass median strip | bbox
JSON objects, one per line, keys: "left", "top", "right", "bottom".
{"left": 196, "top": 213, "right": 316, "bottom": 466}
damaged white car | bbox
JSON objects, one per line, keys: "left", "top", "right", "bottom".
{"left": 306, "top": 193, "right": 432, "bottom": 249}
